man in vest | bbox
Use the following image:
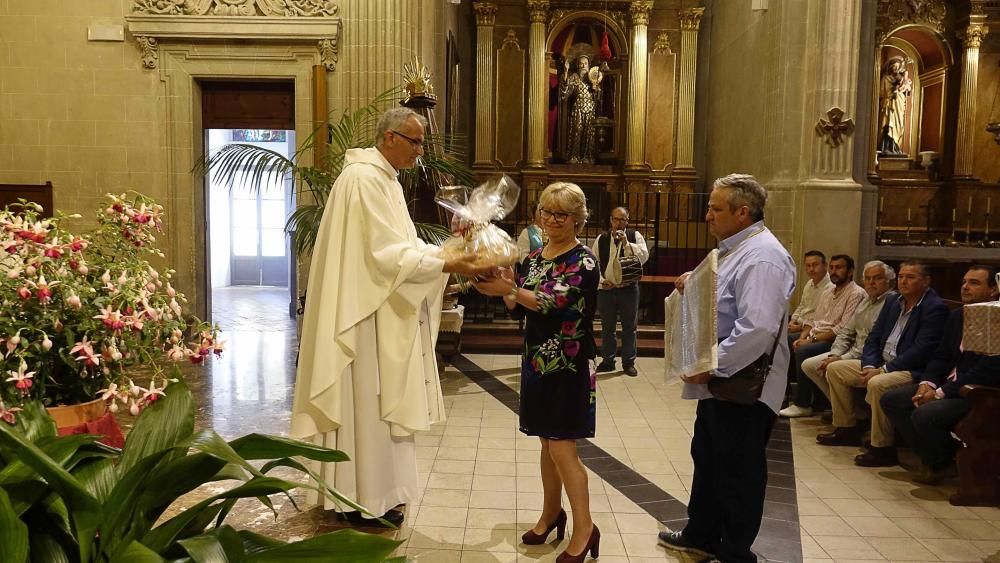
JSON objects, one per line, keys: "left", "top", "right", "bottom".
{"left": 594, "top": 207, "right": 649, "bottom": 377}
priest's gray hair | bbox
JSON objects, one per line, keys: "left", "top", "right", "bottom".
{"left": 863, "top": 260, "right": 896, "bottom": 284}
{"left": 713, "top": 173, "right": 767, "bottom": 222}
{"left": 375, "top": 108, "right": 428, "bottom": 146}
{"left": 539, "top": 182, "right": 589, "bottom": 234}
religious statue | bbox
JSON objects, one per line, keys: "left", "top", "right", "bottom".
{"left": 877, "top": 57, "right": 912, "bottom": 155}
{"left": 560, "top": 54, "right": 603, "bottom": 164}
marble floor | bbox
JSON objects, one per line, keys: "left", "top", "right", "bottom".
{"left": 180, "top": 287, "right": 1000, "bottom": 563}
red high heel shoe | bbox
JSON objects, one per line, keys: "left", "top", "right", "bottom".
{"left": 556, "top": 525, "right": 600, "bottom": 563}
{"left": 521, "top": 508, "right": 567, "bottom": 545}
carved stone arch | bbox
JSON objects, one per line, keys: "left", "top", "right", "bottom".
{"left": 882, "top": 24, "right": 955, "bottom": 69}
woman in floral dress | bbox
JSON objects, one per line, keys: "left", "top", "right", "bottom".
{"left": 474, "top": 182, "right": 600, "bottom": 563}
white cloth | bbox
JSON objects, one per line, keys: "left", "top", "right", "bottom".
{"left": 664, "top": 250, "right": 718, "bottom": 379}
{"left": 291, "top": 147, "right": 448, "bottom": 514}
{"left": 790, "top": 273, "right": 832, "bottom": 325}
{"left": 592, "top": 231, "right": 650, "bottom": 287}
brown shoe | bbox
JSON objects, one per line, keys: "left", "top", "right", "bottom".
{"left": 816, "top": 426, "right": 863, "bottom": 446}
{"left": 854, "top": 446, "right": 898, "bottom": 467}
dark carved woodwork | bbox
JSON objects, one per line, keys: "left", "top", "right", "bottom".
{"left": 951, "top": 384, "right": 1000, "bottom": 506}
{"left": 200, "top": 80, "right": 295, "bottom": 130}
{"left": 0, "top": 181, "right": 54, "bottom": 217}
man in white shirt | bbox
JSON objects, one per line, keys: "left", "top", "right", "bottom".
{"left": 593, "top": 207, "right": 649, "bottom": 376}
{"left": 788, "top": 250, "right": 832, "bottom": 337}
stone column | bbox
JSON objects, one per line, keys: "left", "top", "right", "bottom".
{"left": 675, "top": 7, "right": 703, "bottom": 170}
{"left": 954, "top": 13, "right": 989, "bottom": 178}
{"left": 624, "top": 0, "right": 653, "bottom": 170}
{"left": 526, "top": 0, "right": 549, "bottom": 168}
{"left": 473, "top": 2, "right": 497, "bottom": 166}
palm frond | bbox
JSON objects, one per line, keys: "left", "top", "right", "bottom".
{"left": 285, "top": 205, "right": 326, "bottom": 258}
{"left": 199, "top": 144, "right": 295, "bottom": 197}
{"left": 413, "top": 222, "right": 453, "bottom": 246}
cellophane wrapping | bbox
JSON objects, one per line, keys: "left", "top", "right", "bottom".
{"left": 436, "top": 175, "right": 521, "bottom": 268}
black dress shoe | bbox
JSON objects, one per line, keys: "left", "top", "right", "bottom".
{"left": 595, "top": 361, "right": 616, "bottom": 374}
{"left": 623, "top": 365, "right": 638, "bottom": 377}
{"left": 340, "top": 508, "right": 405, "bottom": 528}
{"left": 854, "top": 446, "right": 898, "bottom": 467}
{"left": 816, "top": 426, "right": 863, "bottom": 446}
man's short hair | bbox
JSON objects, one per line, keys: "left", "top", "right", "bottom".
{"left": 712, "top": 173, "right": 767, "bottom": 222}
{"left": 899, "top": 260, "right": 930, "bottom": 277}
{"left": 804, "top": 250, "right": 826, "bottom": 263}
{"left": 863, "top": 260, "right": 896, "bottom": 283}
{"left": 968, "top": 264, "right": 998, "bottom": 288}
{"left": 374, "top": 108, "right": 428, "bottom": 146}
{"left": 611, "top": 206, "right": 628, "bottom": 219}
{"left": 830, "top": 254, "right": 855, "bottom": 271}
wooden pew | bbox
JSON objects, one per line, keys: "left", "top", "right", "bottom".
{"left": 0, "top": 181, "right": 54, "bottom": 217}
{"left": 951, "top": 384, "right": 1000, "bottom": 506}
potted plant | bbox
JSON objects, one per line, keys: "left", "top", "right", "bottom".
{"left": 0, "top": 375, "right": 404, "bottom": 562}
{"left": 0, "top": 194, "right": 221, "bottom": 441}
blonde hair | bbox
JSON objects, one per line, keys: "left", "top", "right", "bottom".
{"left": 539, "top": 182, "right": 589, "bottom": 234}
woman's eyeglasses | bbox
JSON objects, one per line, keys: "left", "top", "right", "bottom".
{"left": 539, "top": 208, "right": 571, "bottom": 224}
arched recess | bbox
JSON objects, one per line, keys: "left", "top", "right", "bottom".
{"left": 873, "top": 25, "right": 953, "bottom": 164}
{"left": 544, "top": 12, "right": 629, "bottom": 163}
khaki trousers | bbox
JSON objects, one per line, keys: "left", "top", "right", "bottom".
{"left": 825, "top": 359, "right": 912, "bottom": 447}
{"left": 801, "top": 353, "right": 831, "bottom": 400}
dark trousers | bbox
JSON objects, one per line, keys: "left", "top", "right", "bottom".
{"left": 598, "top": 284, "right": 639, "bottom": 367}
{"left": 792, "top": 341, "right": 832, "bottom": 407}
{"left": 881, "top": 384, "right": 970, "bottom": 471}
{"left": 684, "top": 399, "right": 776, "bottom": 563}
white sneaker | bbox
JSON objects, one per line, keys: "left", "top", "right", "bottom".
{"left": 779, "top": 404, "right": 814, "bottom": 418}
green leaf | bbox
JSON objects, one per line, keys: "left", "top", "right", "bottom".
{"left": 0, "top": 424, "right": 101, "bottom": 561}
{"left": 0, "top": 434, "right": 101, "bottom": 486}
{"left": 110, "top": 540, "right": 167, "bottom": 563}
{"left": 228, "top": 434, "right": 349, "bottom": 463}
{"left": 245, "top": 529, "right": 403, "bottom": 563}
{"left": 72, "top": 457, "right": 118, "bottom": 503}
{"left": 28, "top": 533, "right": 71, "bottom": 563}
{"left": 237, "top": 530, "right": 285, "bottom": 555}
{"left": 12, "top": 401, "right": 57, "bottom": 443}
{"left": 178, "top": 534, "right": 232, "bottom": 563}
{"left": 119, "top": 374, "right": 195, "bottom": 478}
{"left": 0, "top": 488, "right": 29, "bottom": 563}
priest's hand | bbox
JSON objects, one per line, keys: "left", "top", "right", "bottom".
{"left": 680, "top": 371, "right": 713, "bottom": 384}
{"left": 443, "top": 253, "right": 493, "bottom": 276}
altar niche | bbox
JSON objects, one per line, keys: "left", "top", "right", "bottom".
{"left": 547, "top": 17, "right": 626, "bottom": 165}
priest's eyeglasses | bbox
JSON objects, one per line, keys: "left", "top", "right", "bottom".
{"left": 391, "top": 130, "right": 425, "bottom": 148}
{"left": 539, "top": 208, "right": 571, "bottom": 224}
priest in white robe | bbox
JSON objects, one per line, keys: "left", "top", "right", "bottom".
{"left": 290, "top": 108, "right": 487, "bottom": 526}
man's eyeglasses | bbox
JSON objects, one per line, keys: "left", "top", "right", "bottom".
{"left": 539, "top": 208, "right": 571, "bottom": 224}
{"left": 391, "top": 130, "right": 425, "bottom": 148}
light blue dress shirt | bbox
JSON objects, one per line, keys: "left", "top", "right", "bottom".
{"left": 682, "top": 221, "right": 797, "bottom": 414}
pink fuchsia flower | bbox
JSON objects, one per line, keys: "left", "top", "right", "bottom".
{"left": 43, "top": 245, "right": 63, "bottom": 259}
{"left": 70, "top": 336, "right": 101, "bottom": 366}
{"left": 6, "top": 360, "right": 36, "bottom": 391}
{"left": 6, "top": 265, "right": 21, "bottom": 279}
{"left": 32, "top": 275, "right": 58, "bottom": 304}
{"left": 69, "top": 236, "right": 88, "bottom": 252}
{"left": 17, "top": 286, "right": 31, "bottom": 300}
{"left": 41, "top": 336, "right": 52, "bottom": 351}
{"left": 5, "top": 334, "right": 21, "bottom": 354}
{"left": 66, "top": 293, "right": 82, "bottom": 309}
{"left": 0, "top": 401, "right": 22, "bottom": 425}
{"left": 166, "top": 345, "right": 186, "bottom": 362}
{"left": 97, "top": 382, "right": 119, "bottom": 401}
{"left": 94, "top": 305, "right": 126, "bottom": 331}
{"left": 141, "top": 379, "right": 166, "bottom": 404}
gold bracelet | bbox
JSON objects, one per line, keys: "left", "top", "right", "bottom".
{"left": 507, "top": 285, "right": 518, "bottom": 300}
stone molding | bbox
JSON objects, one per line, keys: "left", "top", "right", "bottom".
{"left": 527, "top": 0, "right": 549, "bottom": 24}
{"left": 125, "top": 14, "right": 340, "bottom": 69}
{"left": 132, "top": 0, "right": 338, "bottom": 17}
{"left": 960, "top": 23, "right": 989, "bottom": 49}
{"left": 879, "top": 0, "right": 946, "bottom": 38}
{"left": 679, "top": 7, "right": 704, "bottom": 31}
{"left": 501, "top": 29, "right": 521, "bottom": 50}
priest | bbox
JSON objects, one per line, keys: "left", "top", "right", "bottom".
{"left": 291, "top": 107, "right": 487, "bottom": 526}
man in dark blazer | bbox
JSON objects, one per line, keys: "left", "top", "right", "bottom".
{"left": 881, "top": 265, "right": 999, "bottom": 484}
{"left": 818, "top": 261, "right": 949, "bottom": 467}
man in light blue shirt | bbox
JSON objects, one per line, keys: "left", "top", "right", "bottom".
{"left": 658, "top": 174, "right": 795, "bottom": 563}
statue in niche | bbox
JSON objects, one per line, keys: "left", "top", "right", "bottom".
{"left": 560, "top": 54, "right": 603, "bottom": 164}
{"left": 877, "top": 57, "right": 912, "bottom": 155}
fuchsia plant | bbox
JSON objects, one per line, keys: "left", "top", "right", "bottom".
{"left": 0, "top": 193, "right": 221, "bottom": 423}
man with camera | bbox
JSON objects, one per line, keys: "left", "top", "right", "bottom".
{"left": 594, "top": 207, "right": 649, "bottom": 377}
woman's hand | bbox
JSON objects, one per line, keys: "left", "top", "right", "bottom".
{"left": 472, "top": 273, "right": 516, "bottom": 297}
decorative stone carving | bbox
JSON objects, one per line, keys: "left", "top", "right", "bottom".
{"left": 882, "top": 0, "right": 946, "bottom": 33}
{"left": 815, "top": 107, "right": 855, "bottom": 147}
{"left": 630, "top": 1, "right": 653, "bottom": 27}
{"left": 501, "top": 29, "right": 520, "bottom": 50}
{"left": 317, "top": 37, "right": 337, "bottom": 70}
{"left": 652, "top": 32, "right": 671, "bottom": 54}
{"left": 551, "top": 8, "right": 625, "bottom": 32}
{"left": 527, "top": 0, "right": 549, "bottom": 24}
{"left": 679, "top": 7, "right": 705, "bottom": 31}
{"left": 960, "top": 23, "right": 989, "bottom": 49}
{"left": 473, "top": 2, "right": 497, "bottom": 26}
{"left": 133, "top": 0, "right": 338, "bottom": 16}
{"left": 135, "top": 35, "right": 159, "bottom": 69}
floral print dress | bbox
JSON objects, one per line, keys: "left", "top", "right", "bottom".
{"left": 512, "top": 244, "right": 599, "bottom": 440}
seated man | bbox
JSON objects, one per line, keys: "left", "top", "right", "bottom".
{"left": 881, "top": 265, "right": 1000, "bottom": 484}
{"left": 800, "top": 261, "right": 896, "bottom": 404}
{"left": 788, "top": 250, "right": 833, "bottom": 338}
{"left": 780, "top": 254, "right": 866, "bottom": 418}
{"left": 818, "top": 261, "right": 949, "bottom": 467}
